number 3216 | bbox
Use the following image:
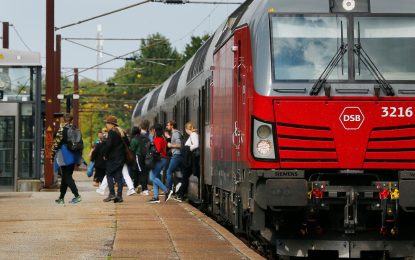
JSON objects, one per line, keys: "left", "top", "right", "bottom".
{"left": 381, "top": 107, "right": 413, "bottom": 118}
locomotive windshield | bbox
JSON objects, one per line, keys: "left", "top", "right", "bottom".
{"left": 271, "top": 15, "right": 415, "bottom": 82}
{"left": 271, "top": 15, "right": 348, "bottom": 81}
{"left": 354, "top": 16, "right": 415, "bottom": 81}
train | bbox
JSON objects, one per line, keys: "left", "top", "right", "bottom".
{"left": 132, "top": 0, "right": 415, "bottom": 259}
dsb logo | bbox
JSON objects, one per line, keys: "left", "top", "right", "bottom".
{"left": 339, "top": 107, "right": 365, "bottom": 130}
{"left": 342, "top": 114, "right": 362, "bottom": 122}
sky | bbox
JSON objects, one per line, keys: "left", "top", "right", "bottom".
{"left": 0, "top": 0, "right": 239, "bottom": 81}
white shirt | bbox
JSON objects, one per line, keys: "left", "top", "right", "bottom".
{"left": 185, "top": 132, "right": 199, "bottom": 151}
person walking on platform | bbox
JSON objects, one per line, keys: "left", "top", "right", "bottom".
{"left": 102, "top": 115, "right": 126, "bottom": 203}
{"left": 148, "top": 124, "right": 173, "bottom": 204}
{"left": 137, "top": 120, "right": 151, "bottom": 195}
{"left": 90, "top": 128, "right": 107, "bottom": 185}
{"left": 165, "top": 120, "right": 183, "bottom": 192}
{"left": 176, "top": 122, "right": 200, "bottom": 202}
{"left": 52, "top": 113, "right": 83, "bottom": 204}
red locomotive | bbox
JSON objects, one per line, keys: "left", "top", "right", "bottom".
{"left": 133, "top": 0, "right": 415, "bottom": 258}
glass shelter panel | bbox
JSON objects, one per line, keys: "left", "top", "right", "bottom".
{"left": 0, "top": 67, "right": 34, "bottom": 101}
{"left": 19, "top": 103, "right": 35, "bottom": 179}
{"left": 0, "top": 116, "right": 15, "bottom": 191}
{"left": 271, "top": 15, "right": 348, "bottom": 81}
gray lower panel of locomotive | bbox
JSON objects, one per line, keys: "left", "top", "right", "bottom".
{"left": 277, "top": 239, "right": 415, "bottom": 258}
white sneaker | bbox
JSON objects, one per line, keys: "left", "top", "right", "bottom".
{"left": 140, "top": 190, "right": 150, "bottom": 196}
{"left": 175, "top": 182, "right": 182, "bottom": 193}
{"left": 96, "top": 188, "right": 105, "bottom": 196}
{"left": 165, "top": 189, "right": 173, "bottom": 202}
{"left": 127, "top": 188, "right": 137, "bottom": 196}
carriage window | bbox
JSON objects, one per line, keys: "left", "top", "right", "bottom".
{"left": 354, "top": 17, "right": 415, "bottom": 81}
{"left": 271, "top": 15, "right": 348, "bottom": 81}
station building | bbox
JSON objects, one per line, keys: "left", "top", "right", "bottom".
{"left": 0, "top": 49, "right": 42, "bottom": 191}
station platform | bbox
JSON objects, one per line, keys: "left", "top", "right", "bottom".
{"left": 0, "top": 172, "right": 264, "bottom": 259}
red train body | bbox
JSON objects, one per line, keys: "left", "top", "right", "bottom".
{"left": 134, "top": 0, "right": 415, "bottom": 258}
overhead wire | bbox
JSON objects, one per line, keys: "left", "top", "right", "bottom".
{"left": 55, "top": 0, "right": 151, "bottom": 31}
{"left": 10, "top": 24, "right": 32, "bottom": 51}
{"left": 62, "top": 0, "right": 236, "bottom": 78}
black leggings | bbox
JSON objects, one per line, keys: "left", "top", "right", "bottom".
{"left": 59, "top": 164, "right": 79, "bottom": 199}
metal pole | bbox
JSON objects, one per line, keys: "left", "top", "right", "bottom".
{"left": 44, "top": 0, "right": 55, "bottom": 188}
{"left": 73, "top": 68, "right": 79, "bottom": 127}
{"left": 2, "top": 22, "right": 9, "bottom": 49}
{"left": 55, "top": 34, "right": 61, "bottom": 117}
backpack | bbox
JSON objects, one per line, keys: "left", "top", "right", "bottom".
{"left": 136, "top": 134, "right": 151, "bottom": 157}
{"left": 144, "top": 142, "right": 161, "bottom": 169}
{"left": 66, "top": 125, "right": 84, "bottom": 152}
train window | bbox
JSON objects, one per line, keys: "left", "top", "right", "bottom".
{"left": 148, "top": 87, "right": 162, "bottom": 110}
{"left": 271, "top": 15, "right": 348, "bottom": 81}
{"left": 165, "top": 67, "right": 184, "bottom": 99}
{"left": 354, "top": 16, "right": 415, "bottom": 81}
{"left": 134, "top": 98, "right": 146, "bottom": 117}
{"left": 187, "top": 37, "right": 213, "bottom": 83}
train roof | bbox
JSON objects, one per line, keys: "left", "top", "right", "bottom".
{"left": 0, "top": 49, "right": 41, "bottom": 67}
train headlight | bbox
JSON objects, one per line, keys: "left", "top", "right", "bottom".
{"left": 252, "top": 118, "right": 276, "bottom": 160}
{"left": 257, "top": 125, "right": 272, "bottom": 139}
{"left": 342, "top": 0, "right": 355, "bottom": 11}
{"left": 256, "top": 140, "right": 272, "bottom": 155}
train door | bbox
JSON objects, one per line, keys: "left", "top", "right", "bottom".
{"left": 232, "top": 27, "right": 249, "bottom": 189}
{"left": 0, "top": 103, "right": 18, "bottom": 191}
{"left": 200, "top": 78, "right": 212, "bottom": 197}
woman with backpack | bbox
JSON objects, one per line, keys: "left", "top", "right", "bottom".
{"left": 148, "top": 124, "right": 173, "bottom": 204}
{"left": 51, "top": 113, "right": 83, "bottom": 204}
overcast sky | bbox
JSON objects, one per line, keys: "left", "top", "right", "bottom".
{"left": 0, "top": 0, "right": 239, "bottom": 81}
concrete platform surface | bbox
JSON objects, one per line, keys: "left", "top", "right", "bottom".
{"left": 0, "top": 172, "right": 264, "bottom": 260}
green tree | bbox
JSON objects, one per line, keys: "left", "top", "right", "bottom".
{"left": 182, "top": 34, "right": 210, "bottom": 61}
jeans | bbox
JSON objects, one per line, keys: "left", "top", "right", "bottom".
{"left": 150, "top": 158, "right": 168, "bottom": 198}
{"left": 166, "top": 154, "right": 182, "bottom": 190}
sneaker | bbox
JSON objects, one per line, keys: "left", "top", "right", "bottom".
{"left": 165, "top": 189, "right": 173, "bottom": 202}
{"left": 175, "top": 182, "right": 182, "bottom": 193}
{"left": 69, "top": 196, "right": 82, "bottom": 204}
{"left": 135, "top": 185, "right": 142, "bottom": 193}
{"left": 140, "top": 190, "right": 149, "bottom": 196}
{"left": 173, "top": 196, "right": 183, "bottom": 203}
{"left": 148, "top": 197, "right": 160, "bottom": 204}
{"left": 127, "top": 188, "right": 136, "bottom": 196}
{"left": 114, "top": 196, "right": 124, "bottom": 203}
{"left": 55, "top": 198, "right": 64, "bottom": 204}
{"left": 103, "top": 194, "right": 116, "bottom": 202}
{"left": 96, "top": 188, "right": 105, "bottom": 196}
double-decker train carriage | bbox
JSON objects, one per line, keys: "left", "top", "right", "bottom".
{"left": 133, "top": 0, "right": 415, "bottom": 258}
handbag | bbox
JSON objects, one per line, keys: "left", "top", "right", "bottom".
{"left": 119, "top": 131, "right": 135, "bottom": 163}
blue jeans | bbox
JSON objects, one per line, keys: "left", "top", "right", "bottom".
{"left": 166, "top": 154, "right": 182, "bottom": 190}
{"left": 150, "top": 158, "right": 167, "bottom": 199}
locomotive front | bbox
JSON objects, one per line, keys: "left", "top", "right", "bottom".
{"left": 241, "top": 0, "right": 415, "bottom": 258}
